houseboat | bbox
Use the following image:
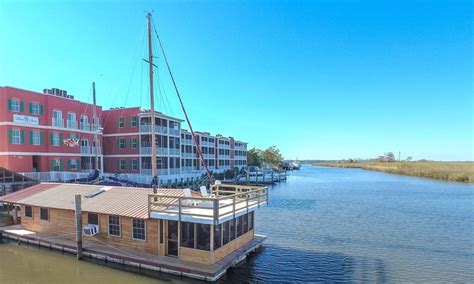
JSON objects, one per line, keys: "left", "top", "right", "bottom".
{"left": 0, "top": 182, "right": 268, "bottom": 281}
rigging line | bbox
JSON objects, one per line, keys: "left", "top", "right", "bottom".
{"left": 158, "top": 68, "right": 175, "bottom": 117}
{"left": 103, "top": 19, "right": 147, "bottom": 130}
{"left": 151, "top": 17, "right": 214, "bottom": 184}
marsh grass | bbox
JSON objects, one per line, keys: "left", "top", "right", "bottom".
{"left": 314, "top": 161, "right": 474, "bottom": 183}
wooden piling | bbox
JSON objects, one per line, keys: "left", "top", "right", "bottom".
{"left": 74, "top": 194, "right": 83, "bottom": 260}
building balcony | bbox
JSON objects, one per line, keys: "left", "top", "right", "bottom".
{"left": 140, "top": 146, "right": 168, "bottom": 155}
{"left": 92, "top": 147, "right": 102, "bottom": 155}
{"left": 80, "top": 146, "right": 91, "bottom": 154}
{"left": 80, "top": 122, "right": 90, "bottom": 131}
{"left": 169, "top": 148, "right": 180, "bottom": 156}
{"left": 168, "top": 128, "right": 180, "bottom": 136}
{"left": 169, "top": 168, "right": 180, "bottom": 175}
{"left": 67, "top": 120, "right": 77, "bottom": 129}
{"left": 140, "top": 124, "right": 168, "bottom": 135}
{"left": 181, "top": 152, "right": 194, "bottom": 158}
{"left": 52, "top": 118, "right": 64, "bottom": 128}
{"left": 182, "top": 139, "right": 194, "bottom": 145}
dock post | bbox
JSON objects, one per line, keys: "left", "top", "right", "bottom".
{"left": 74, "top": 194, "right": 83, "bottom": 260}
{"left": 12, "top": 206, "right": 17, "bottom": 225}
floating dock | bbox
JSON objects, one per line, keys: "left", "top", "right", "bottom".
{"left": 0, "top": 225, "right": 265, "bottom": 281}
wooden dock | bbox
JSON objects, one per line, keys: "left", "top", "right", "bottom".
{"left": 0, "top": 225, "right": 265, "bottom": 282}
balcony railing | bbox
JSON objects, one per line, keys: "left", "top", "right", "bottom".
{"left": 181, "top": 152, "right": 194, "bottom": 158}
{"left": 80, "top": 146, "right": 91, "bottom": 154}
{"left": 169, "top": 148, "right": 180, "bottom": 156}
{"left": 168, "top": 128, "right": 180, "bottom": 136}
{"left": 140, "top": 124, "right": 168, "bottom": 134}
{"left": 67, "top": 120, "right": 77, "bottom": 129}
{"left": 182, "top": 139, "right": 194, "bottom": 145}
{"left": 52, "top": 118, "right": 64, "bottom": 128}
{"left": 80, "top": 122, "right": 90, "bottom": 131}
{"left": 140, "top": 147, "right": 168, "bottom": 155}
{"left": 148, "top": 184, "right": 268, "bottom": 224}
{"left": 92, "top": 147, "right": 101, "bottom": 155}
{"left": 20, "top": 171, "right": 91, "bottom": 182}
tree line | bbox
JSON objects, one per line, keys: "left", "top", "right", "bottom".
{"left": 247, "top": 146, "right": 284, "bottom": 169}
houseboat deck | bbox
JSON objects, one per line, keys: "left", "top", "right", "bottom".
{"left": 0, "top": 224, "right": 266, "bottom": 281}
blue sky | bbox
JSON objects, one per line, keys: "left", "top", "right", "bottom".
{"left": 0, "top": 0, "right": 472, "bottom": 161}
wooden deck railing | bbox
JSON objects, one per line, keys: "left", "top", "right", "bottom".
{"left": 148, "top": 184, "right": 268, "bottom": 224}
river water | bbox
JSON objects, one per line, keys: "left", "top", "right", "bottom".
{"left": 1, "top": 165, "right": 473, "bottom": 283}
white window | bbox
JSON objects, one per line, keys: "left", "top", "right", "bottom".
{"left": 131, "top": 138, "right": 138, "bottom": 149}
{"left": 130, "top": 116, "right": 138, "bottom": 127}
{"left": 10, "top": 99, "right": 20, "bottom": 112}
{"left": 132, "top": 159, "right": 138, "bottom": 170}
{"left": 53, "top": 110, "right": 62, "bottom": 119}
{"left": 32, "top": 131, "right": 40, "bottom": 145}
{"left": 119, "top": 160, "right": 125, "bottom": 170}
{"left": 70, "top": 113, "right": 76, "bottom": 121}
{"left": 31, "top": 103, "right": 40, "bottom": 115}
{"left": 81, "top": 139, "right": 89, "bottom": 147}
{"left": 118, "top": 139, "right": 125, "bottom": 149}
{"left": 52, "top": 159, "right": 61, "bottom": 171}
{"left": 80, "top": 115, "right": 89, "bottom": 130}
{"left": 69, "top": 160, "right": 78, "bottom": 170}
{"left": 11, "top": 129, "right": 20, "bottom": 144}
{"left": 119, "top": 117, "right": 125, "bottom": 128}
{"left": 52, "top": 133, "right": 60, "bottom": 146}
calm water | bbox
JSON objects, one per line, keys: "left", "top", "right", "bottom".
{"left": 1, "top": 165, "right": 473, "bottom": 283}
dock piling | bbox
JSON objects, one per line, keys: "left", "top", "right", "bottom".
{"left": 74, "top": 194, "right": 83, "bottom": 260}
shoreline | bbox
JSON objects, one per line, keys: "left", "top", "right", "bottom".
{"left": 312, "top": 161, "right": 474, "bottom": 184}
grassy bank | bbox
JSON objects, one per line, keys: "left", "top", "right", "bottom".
{"left": 313, "top": 161, "right": 474, "bottom": 183}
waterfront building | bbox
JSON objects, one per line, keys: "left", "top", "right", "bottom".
{"left": 0, "top": 86, "right": 103, "bottom": 180}
{"left": 0, "top": 182, "right": 267, "bottom": 280}
{"left": 0, "top": 86, "right": 248, "bottom": 183}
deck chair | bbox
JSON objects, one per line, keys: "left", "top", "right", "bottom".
{"left": 183, "top": 188, "right": 199, "bottom": 206}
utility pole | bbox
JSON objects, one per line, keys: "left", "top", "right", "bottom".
{"left": 147, "top": 12, "right": 158, "bottom": 193}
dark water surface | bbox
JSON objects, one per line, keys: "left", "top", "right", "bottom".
{"left": 1, "top": 165, "right": 473, "bottom": 283}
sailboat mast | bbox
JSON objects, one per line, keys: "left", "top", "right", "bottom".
{"left": 92, "top": 82, "right": 99, "bottom": 171}
{"left": 147, "top": 12, "right": 158, "bottom": 187}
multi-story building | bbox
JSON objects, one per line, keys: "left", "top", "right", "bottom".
{"left": 0, "top": 86, "right": 103, "bottom": 180}
{"left": 0, "top": 86, "right": 247, "bottom": 183}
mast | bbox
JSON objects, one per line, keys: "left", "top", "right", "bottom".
{"left": 147, "top": 12, "right": 158, "bottom": 191}
{"left": 92, "top": 82, "right": 99, "bottom": 171}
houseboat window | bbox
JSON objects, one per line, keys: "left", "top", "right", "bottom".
{"left": 237, "top": 216, "right": 243, "bottom": 237}
{"left": 196, "top": 223, "right": 211, "bottom": 251}
{"left": 40, "top": 208, "right": 49, "bottom": 220}
{"left": 88, "top": 213, "right": 98, "bottom": 225}
{"left": 108, "top": 216, "right": 121, "bottom": 236}
{"left": 181, "top": 222, "right": 195, "bottom": 248}
{"left": 214, "top": 224, "right": 222, "bottom": 249}
{"left": 230, "top": 219, "right": 236, "bottom": 241}
{"left": 25, "top": 206, "right": 33, "bottom": 217}
{"left": 249, "top": 212, "right": 254, "bottom": 231}
{"left": 132, "top": 219, "right": 146, "bottom": 240}
{"left": 243, "top": 213, "right": 249, "bottom": 233}
{"left": 222, "top": 221, "right": 230, "bottom": 245}
{"left": 159, "top": 220, "right": 163, "bottom": 244}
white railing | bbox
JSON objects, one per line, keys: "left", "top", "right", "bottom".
{"left": 140, "top": 124, "right": 168, "bottom": 134}
{"left": 52, "top": 118, "right": 64, "bottom": 128}
{"left": 92, "top": 147, "right": 102, "bottom": 155}
{"left": 169, "top": 168, "right": 180, "bottom": 175}
{"left": 169, "top": 148, "right": 180, "bottom": 156}
{"left": 168, "top": 128, "right": 180, "bottom": 136}
{"left": 67, "top": 120, "right": 77, "bottom": 129}
{"left": 201, "top": 141, "right": 214, "bottom": 147}
{"left": 140, "top": 147, "right": 168, "bottom": 155}
{"left": 181, "top": 152, "right": 194, "bottom": 158}
{"left": 20, "top": 171, "right": 90, "bottom": 182}
{"left": 80, "top": 146, "right": 91, "bottom": 154}
{"left": 80, "top": 122, "right": 90, "bottom": 131}
{"left": 182, "top": 139, "right": 194, "bottom": 145}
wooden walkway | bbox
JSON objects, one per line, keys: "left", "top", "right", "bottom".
{"left": 0, "top": 225, "right": 266, "bottom": 281}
